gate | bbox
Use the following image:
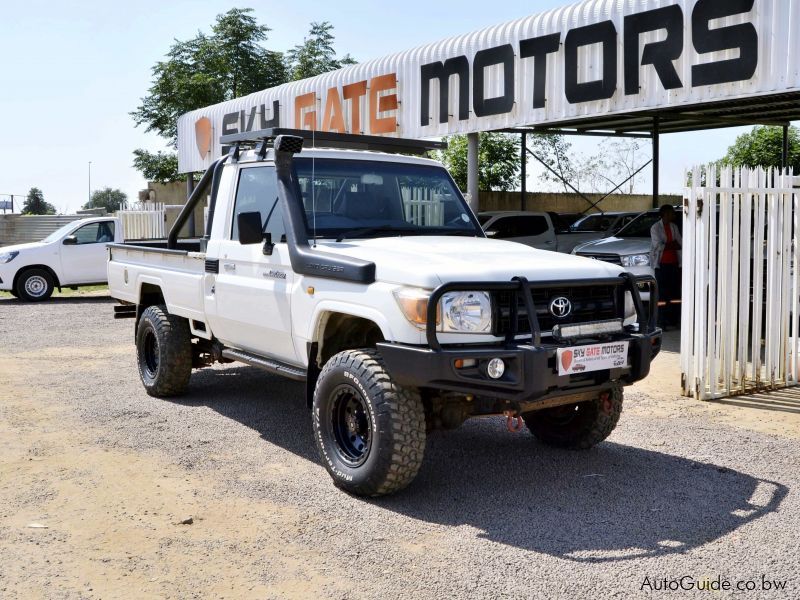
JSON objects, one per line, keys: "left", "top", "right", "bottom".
{"left": 681, "top": 165, "right": 799, "bottom": 400}
{"left": 118, "top": 202, "right": 165, "bottom": 239}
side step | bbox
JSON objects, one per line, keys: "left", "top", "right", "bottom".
{"left": 221, "top": 348, "right": 307, "bottom": 382}
{"left": 114, "top": 304, "right": 137, "bottom": 319}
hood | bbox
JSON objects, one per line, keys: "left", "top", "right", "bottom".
{"left": 573, "top": 236, "right": 650, "bottom": 255}
{"left": 314, "top": 236, "right": 625, "bottom": 288}
{"left": 0, "top": 241, "right": 48, "bottom": 254}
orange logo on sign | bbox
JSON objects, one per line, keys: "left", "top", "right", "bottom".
{"left": 561, "top": 350, "right": 573, "bottom": 372}
{"left": 195, "top": 117, "right": 212, "bottom": 159}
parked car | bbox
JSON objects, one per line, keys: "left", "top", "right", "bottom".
{"left": 572, "top": 208, "right": 683, "bottom": 300}
{"left": 570, "top": 212, "right": 640, "bottom": 236}
{"left": 0, "top": 217, "right": 122, "bottom": 301}
{"left": 478, "top": 210, "right": 634, "bottom": 254}
{"left": 109, "top": 130, "right": 660, "bottom": 497}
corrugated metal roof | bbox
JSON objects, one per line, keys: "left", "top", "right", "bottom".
{"left": 178, "top": 0, "right": 800, "bottom": 172}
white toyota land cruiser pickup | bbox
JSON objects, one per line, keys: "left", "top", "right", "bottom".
{"left": 108, "top": 129, "right": 661, "bottom": 497}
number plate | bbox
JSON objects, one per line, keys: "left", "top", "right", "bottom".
{"left": 556, "top": 342, "right": 629, "bottom": 376}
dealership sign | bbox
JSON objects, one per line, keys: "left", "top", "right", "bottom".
{"left": 177, "top": 0, "right": 800, "bottom": 173}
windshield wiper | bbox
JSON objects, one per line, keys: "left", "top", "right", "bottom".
{"left": 336, "top": 225, "right": 420, "bottom": 242}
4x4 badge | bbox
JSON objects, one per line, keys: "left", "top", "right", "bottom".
{"left": 549, "top": 296, "right": 572, "bottom": 318}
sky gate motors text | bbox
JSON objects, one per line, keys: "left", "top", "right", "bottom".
{"left": 420, "top": 0, "right": 758, "bottom": 125}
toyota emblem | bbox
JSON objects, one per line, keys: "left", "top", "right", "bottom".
{"left": 549, "top": 296, "right": 572, "bottom": 318}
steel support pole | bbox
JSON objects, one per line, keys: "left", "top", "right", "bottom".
{"left": 467, "top": 133, "right": 480, "bottom": 212}
{"left": 652, "top": 116, "right": 660, "bottom": 209}
{"left": 186, "top": 173, "right": 196, "bottom": 237}
{"left": 520, "top": 132, "right": 527, "bottom": 211}
{"left": 782, "top": 124, "right": 790, "bottom": 172}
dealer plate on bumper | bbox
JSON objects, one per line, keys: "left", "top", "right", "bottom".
{"left": 556, "top": 341, "right": 629, "bottom": 376}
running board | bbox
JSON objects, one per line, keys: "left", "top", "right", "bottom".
{"left": 221, "top": 348, "right": 307, "bottom": 381}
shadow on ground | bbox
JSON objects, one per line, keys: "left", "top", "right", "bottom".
{"left": 0, "top": 295, "right": 113, "bottom": 306}
{"left": 176, "top": 365, "right": 786, "bottom": 562}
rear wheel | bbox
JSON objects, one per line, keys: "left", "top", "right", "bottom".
{"left": 135, "top": 305, "right": 192, "bottom": 397}
{"left": 312, "top": 349, "right": 426, "bottom": 497}
{"left": 523, "top": 387, "right": 623, "bottom": 450}
{"left": 16, "top": 269, "right": 54, "bottom": 301}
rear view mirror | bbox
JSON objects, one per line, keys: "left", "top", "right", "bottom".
{"left": 237, "top": 212, "right": 263, "bottom": 245}
{"left": 62, "top": 235, "right": 77, "bottom": 245}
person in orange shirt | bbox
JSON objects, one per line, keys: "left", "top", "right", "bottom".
{"left": 650, "top": 205, "right": 682, "bottom": 330}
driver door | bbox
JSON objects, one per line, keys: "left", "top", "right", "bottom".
{"left": 60, "top": 221, "right": 116, "bottom": 283}
{"left": 210, "top": 165, "right": 297, "bottom": 363}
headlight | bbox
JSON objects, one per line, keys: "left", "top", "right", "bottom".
{"left": 393, "top": 288, "right": 492, "bottom": 333}
{"left": 441, "top": 291, "right": 492, "bottom": 333}
{"left": 621, "top": 254, "right": 650, "bottom": 267}
{"left": 0, "top": 251, "right": 19, "bottom": 264}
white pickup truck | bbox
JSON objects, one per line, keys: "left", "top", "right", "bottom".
{"left": 108, "top": 129, "right": 660, "bottom": 497}
{"left": 0, "top": 216, "right": 121, "bottom": 300}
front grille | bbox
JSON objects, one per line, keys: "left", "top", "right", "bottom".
{"left": 577, "top": 253, "right": 622, "bottom": 265}
{"left": 493, "top": 284, "right": 621, "bottom": 337}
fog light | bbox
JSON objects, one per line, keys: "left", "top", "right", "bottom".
{"left": 487, "top": 358, "right": 505, "bottom": 379}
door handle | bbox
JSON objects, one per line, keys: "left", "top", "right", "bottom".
{"left": 545, "top": 240, "right": 554, "bottom": 245}
{"left": 223, "top": 262, "right": 236, "bottom": 272}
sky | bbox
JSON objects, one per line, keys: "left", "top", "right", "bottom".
{"left": 0, "top": 0, "right": 764, "bottom": 214}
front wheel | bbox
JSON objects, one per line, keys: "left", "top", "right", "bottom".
{"left": 312, "top": 349, "right": 426, "bottom": 497}
{"left": 135, "top": 305, "right": 192, "bottom": 397}
{"left": 523, "top": 387, "right": 623, "bottom": 450}
{"left": 16, "top": 269, "right": 54, "bottom": 301}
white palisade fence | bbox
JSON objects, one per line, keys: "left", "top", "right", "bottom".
{"left": 118, "top": 202, "right": 165, "bottom": 240}
{"left": 681, "top": 165, "right": 799, "bottom": 400}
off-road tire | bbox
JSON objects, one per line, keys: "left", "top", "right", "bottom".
{"left": 135, "top": 305, "right": 192, "bottom": 397}
{"left": 312, "top": 349, "right": 426, "bottom": 497}
{"left": 523, "top": 387, "right": 623, "bottom": 450}
{"left": 16, "top": 268, "right": 54, "bottom": 302}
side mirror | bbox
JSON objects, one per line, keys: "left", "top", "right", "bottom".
{"left": 63, "top": 235, "right": 77, "bottom": 245}
{"left": 237, "top": 212, "right": 263, "bottom": 245}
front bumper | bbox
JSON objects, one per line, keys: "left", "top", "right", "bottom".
{"left": 377, "top": 331, "right": 661, "bottom": 406}
{"left": 377, "top": 273, "right": 661, "bottom": 409}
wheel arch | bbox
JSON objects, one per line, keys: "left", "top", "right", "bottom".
{"left": 13, "top": 264, "right": 61, "bottom": 292}
{"left": 305, "top": 309, "right": 389, "bottom": 408}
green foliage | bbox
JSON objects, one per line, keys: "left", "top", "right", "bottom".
{"left": 131, "top": 8, "right": 287, "bottom": 145}
{"left": 132, "top": 150, "right": 182, "bottom": 184}
{"left": 21, "top": 187, "right": 56, "bottom": 215}
{"left": 720, "top": 125, "right": 800, "bottom": 172}
{"left": 438, "top": 133, "right": 520, "bottom": 192}
{"left": 83, "top": 187, "right": 128, "bottom": 212}
{"left": 286, "top": 22, "right": 355, "bottom": 81}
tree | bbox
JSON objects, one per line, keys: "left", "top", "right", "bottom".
{"left": 21, "top": 188, "right": 56, "bottom": 215}
{"left": 132, "top": 150, "right": 181, "bottom": 184}
{"left": 83, "top": 187, "right": 127, "bottom": 213}
{"left": 438, "top": 133, "right": 520, "bottom": 192}
{"left": 131, "top": 8, "right": 288, "bottom": 182}
{"left": 285, "top": 22, "right": 355, "bottom": 81}
{"left": 719, "top": 125, "right": 800, "bottom": 172}
{"left": 528, "top": 134, "right": 577, "bottom": 194}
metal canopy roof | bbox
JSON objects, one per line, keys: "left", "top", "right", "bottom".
{"left": 505, "top": 92, "right": 800, "bottom": 138}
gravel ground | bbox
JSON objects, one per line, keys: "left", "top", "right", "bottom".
{"left": 1, "top": 296, "right": 799, "bottom": 599}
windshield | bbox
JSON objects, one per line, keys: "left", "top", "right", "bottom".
{"left": 41, "top": 220, "right": 82, "bottom": 243}
{"left": 615, "top": 212, "right": 662, "bottom": 238}
{"left": 571, "top": 214, "right": 615, "bottom": 232}
{"left": 294, "top": 158, "right": 481, "bottom": 240}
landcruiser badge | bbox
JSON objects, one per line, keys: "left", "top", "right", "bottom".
{"left": 549, "top": 297, "right": 572, "bottom": 318}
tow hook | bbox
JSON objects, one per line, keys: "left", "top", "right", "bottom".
{"left": 600, "top": 392, "right": 612, "bottom": 414}
{"left": 504, "top": 410, "right": 524, "bottom": 433}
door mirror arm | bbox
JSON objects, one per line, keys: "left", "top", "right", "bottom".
{"left": 262, "top": 233, "right": 274, "bottom": 256}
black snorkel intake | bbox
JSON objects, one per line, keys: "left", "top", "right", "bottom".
{"left": 272, "top": 134, "right": 377, "bottom": 284}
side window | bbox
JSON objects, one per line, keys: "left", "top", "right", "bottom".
{"left": 231, "top": 166, "right": 285, "bottom": 242}
{"left": 486, "top": 217, "right": 517, "bottom": 239}
{"left": 72, "top": 222, "right": 114, "bottom": 244}
{"left": 517, "top": 216, "right": 549, "bottom": 236}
